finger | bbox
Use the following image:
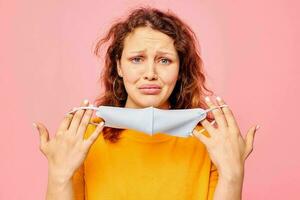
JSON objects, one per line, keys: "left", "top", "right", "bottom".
{"left": 76, "top": 105, "right": 94, "bottom": 138}
{"left": 192, "top": 128, "right": 210, "bottom": 146}
{"left": 34, "top": 122, "right": 49, "bottom": 150}
{"left": 84, "top": 121, "right": 105, "bottom": 147}
{"left": 205, "top": 96, "right": 228, "bottom": 129}
{"left": 199, "top": 119, "right": 216, "bottom": 137}
{"left": 244, "top": 125, "right": 259, "bottom": 160}
{"left": 57, "top": 111, "right": 74, "bottom": 134}
{"left": 68, "top": 99, "right": 89, "bottom": 134}
{"left": 215, "top": 96, "right": 239, "bottom": 131}
{"left": 210, "top": 119, "right": 218, "bottom": 129}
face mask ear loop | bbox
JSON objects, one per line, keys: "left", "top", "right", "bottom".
{"left": 205, "top": 104, "right": 229, "bottom": 113}
{"left": 66, "top": 105, "right": 99, "bottom": 115}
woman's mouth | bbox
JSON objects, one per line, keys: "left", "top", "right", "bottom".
{"left": 139, "top": 88, "right": 162, "bottom": 95}
{"left": 139, "top": 84, "right": 162, "bottom": 95}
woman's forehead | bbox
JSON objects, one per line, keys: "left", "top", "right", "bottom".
{"left": 123, "top": 27, "right": 176, "bottom": 53}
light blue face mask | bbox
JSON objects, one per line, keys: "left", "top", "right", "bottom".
{"left": 67, "top": 105, "right": 228, "bottom": 138}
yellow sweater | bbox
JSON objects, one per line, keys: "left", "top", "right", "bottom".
{"left": 72, "top": 117, "right": 218, "bottom": 200}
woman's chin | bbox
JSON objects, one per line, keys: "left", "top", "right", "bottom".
{"left": 126, "top": 94, "right": 168, "bottom": 109}
{"left": 140, "top": 101, "right": 169, "bottom": 109}
{"left": 136, "top": 100, "right": 159, "bottom": 108}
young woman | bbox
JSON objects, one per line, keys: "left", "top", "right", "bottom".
{"left": 34, "top": 7, "right": 259, "bottom": 200}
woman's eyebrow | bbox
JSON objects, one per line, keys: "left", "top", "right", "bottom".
{"left": 128, "top": 50, "right": 176, "bottom": 56}
{"left": 156, "top": 50, "right": 176, "bottom": 56}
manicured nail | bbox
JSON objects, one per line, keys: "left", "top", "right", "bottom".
{"left": 83, "top": 99, "right": 89, "bottom": 104}
{"left": 216, "top": 96, "right": 222, "bottom": 101}
{"left": 33, "top": 123, "right": 39, "bottom": 132}
{"left": 255, "top": 125, "right": 260, "bottom": 131}
{"left": 99, "top": 121, "right": 105, "bottom": 127}
{"left": 205, "top": 96, "right": 210, "bottom": 102}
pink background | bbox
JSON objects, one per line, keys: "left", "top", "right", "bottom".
{"left": 1, "top": 0, "right": 299, "bottom": 199}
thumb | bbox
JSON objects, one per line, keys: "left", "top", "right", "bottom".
{"left": 244, "top": 125, "right": 259, "bottom": 160}
{"left": 33, "top": 122, "right": 49, "bottom": 148}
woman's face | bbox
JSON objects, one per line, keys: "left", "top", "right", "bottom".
{"left": 117, "top": 26, "right": 180, "bottom": 109}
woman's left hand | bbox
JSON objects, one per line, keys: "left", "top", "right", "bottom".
{"left": 192, "top": 96, "right": 259, "bottom": 181}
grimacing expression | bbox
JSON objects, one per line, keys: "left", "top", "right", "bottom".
{"left": 117, "top": 26, "right": 180, "bottom": 109}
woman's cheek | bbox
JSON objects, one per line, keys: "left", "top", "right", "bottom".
{"left": 123, "top": 69, "right": 141, "bottom": 84}
{"left": 160, "top": 69, "right": 179, "bottom": 85}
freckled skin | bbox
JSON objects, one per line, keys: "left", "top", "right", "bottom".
{"left": 117, "top": 26, "right": 180, "bottom": 109}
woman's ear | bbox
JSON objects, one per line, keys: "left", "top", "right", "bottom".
{"left": 116, "top": 60, "right": 123, "bottom": 78}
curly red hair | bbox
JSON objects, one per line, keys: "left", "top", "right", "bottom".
{"left": 92, "top": 7, "right": 214, "bottom": 143}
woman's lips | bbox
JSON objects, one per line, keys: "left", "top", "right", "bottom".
{"left": 138, "top": 84, "right": 162, "bottom": 95}
{"left": 139, "top": 88, "right": 162, "bottom": 95}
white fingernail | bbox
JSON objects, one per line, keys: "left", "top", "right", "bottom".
{"left": 83, "top": 99, "right": 89, "bottom": 104}
{"left": 205, "top": 96, "right": 210, "bottom": 102}
{"left": 255, "top": 125, "right": 260, "bottom": 131}
{"left": 216, "top": 96, "right": 222, "bottom": 101}
{"left": 32, "top": 122, "right": 37, "bottom": 128}
{"left": 99, "top": 121, "right": 105, "bottom": 127}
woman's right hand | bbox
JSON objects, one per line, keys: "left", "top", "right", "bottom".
{"left": 34, "top": 99, "right": 105, "bottom": 181}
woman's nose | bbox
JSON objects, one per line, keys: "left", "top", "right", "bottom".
{"left": 143, "top": 61, "right": 158, "bottom": 80}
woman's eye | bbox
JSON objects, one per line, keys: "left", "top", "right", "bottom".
{"left": 131, "top": 57, "right": 143, "bottom": 63}
{"left": 160, "top": 58, "right": 171, "bottom": 65}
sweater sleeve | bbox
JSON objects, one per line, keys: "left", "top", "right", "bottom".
{"left": 72, "top": 164, "right": 85, "bottom": 200}
{"left": 207, "top": 162, "right": 219, "bottom": 200}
